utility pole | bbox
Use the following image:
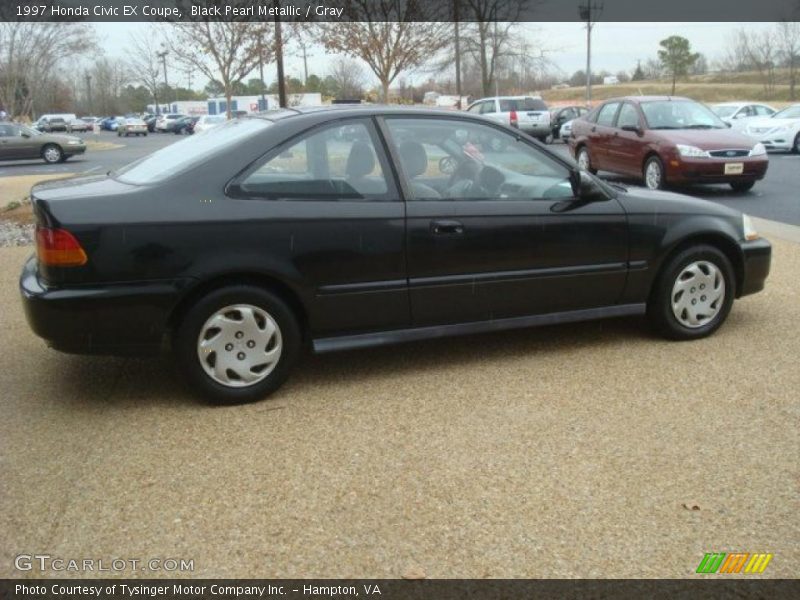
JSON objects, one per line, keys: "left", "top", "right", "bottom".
{"left": 274, "top": 12, "right": 287, "bottom": 108}
{"left": 258, "top": 34, "right": 267, "bottom": 111}
{"left": 578, "top": 0, "right": 603, "bottom": 105}
{"left": 454, "top": 0, "right": 462, "bottom": 109}
{"left": 85, "top": 73, "right": 92, "bottom": 114}
{"left": 157, "top": 48, "right": 169, "bottom": 112}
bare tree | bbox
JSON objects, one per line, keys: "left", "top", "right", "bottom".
{"left": 328, "top": 57, "right": 366, "bottom": 100}
{"left": 89, "top": 57, "right": 130, "bottom": 116}
{"left": 288, "top": 23, "right": 319, "bottom": 85}
{"left": 742, "top": 29, "right": 778, "bottom": 95}
{"left": 316, "top": 0, "right": 450, "bottom": 102}
{"left": 127, "top": 28, "right": 166, "bottom": 115}
{"left": 168, "top": 20, "right": 273, "bottom": 118}
{"left": 776, "top": 21, "right": 800, "bottom": 100}
{"left": 461, "top": 0, "right": 539, "bottom": 96}
{"left": 0, "top": 22, "right": 94, "bottom": 118}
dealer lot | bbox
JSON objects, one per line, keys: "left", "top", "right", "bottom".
{"left": 0, "top": 228, "right": 798, "bottom": 577}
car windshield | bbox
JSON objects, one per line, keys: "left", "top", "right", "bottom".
{"left": 114, "top": 118, "right": 271, "bottom": 185}
{"left": 712, "top": 105, "right": 738, "bottom": 118}
{"left": 772, "top": 105, "right": 800, "bottom": 119}
{"left": 641, "top": 100, "right": 727, "bottom": 129}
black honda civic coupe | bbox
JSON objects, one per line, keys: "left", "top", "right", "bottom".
{"left": 20, "top": 106, "right": 771, "bottom": 404}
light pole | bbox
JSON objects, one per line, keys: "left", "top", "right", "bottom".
{"left": 578, "top": 1, "right": 603, "bottom": 105}
{"left": 157, "top": 47, "right": 169, "bottom": 112}
{"left": 258, "top": 34, "right": 267, "bottom": 111}
{"left": 85, "top": 73, "right": 92, "bottom": 114}
{"left": 454, "top": 0, "right": 462, "bottom": 110}
{"left": 274, "top": 11, "right": 287, "bottom": 108}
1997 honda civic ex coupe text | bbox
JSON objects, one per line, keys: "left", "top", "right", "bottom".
{"left": 20, "top": 106, "right": 771, "bottom": 404}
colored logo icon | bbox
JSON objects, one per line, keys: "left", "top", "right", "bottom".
{"left": 696, "top": 553, "right": 773, "bottom": 574}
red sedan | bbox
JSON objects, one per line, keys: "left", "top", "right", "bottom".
{"left": 568, "top": 96, "right": 769, "bottom": 192}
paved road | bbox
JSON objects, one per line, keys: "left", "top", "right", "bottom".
{"left": 1, "top": 132, "right": 798, "bottom": 225}
{"left": 1, "top": 239, "right": 798, "bottom": 578}
{"left": 549, "top": 143, "right": 800, "bottom": 226}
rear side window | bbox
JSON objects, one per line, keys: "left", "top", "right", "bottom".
{"left": 499, "top": 98, "right": 548, "bottom": 112}
{"left": 596, "top": 102, "right": 620, "bottom": 127}
{"left": 479, "top": 101, "right": 497, "bottom": 115}
{"left": 616, "top": 103, "right": 640, "bottom": 129}
{"left": 235, "top": 120, "right": 391, "bottom": 201}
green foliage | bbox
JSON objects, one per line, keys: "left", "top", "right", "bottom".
{"left": 658, "top": 35, "right": 700, "bottom": 93}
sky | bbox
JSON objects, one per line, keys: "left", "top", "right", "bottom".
{"left": 94, "top": 21, "right": 773, "bottom": 90}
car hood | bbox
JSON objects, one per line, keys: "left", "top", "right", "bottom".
{"left": 615, "top": 185, "right": 741, "bottom": 219}
{"left": 745, "top": 116, "right": 800, "bottom": 130}
{"left": 655, "top": 128, "right": 757, "bottom": 150}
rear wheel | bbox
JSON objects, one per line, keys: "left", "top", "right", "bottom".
{"left": 793, "top": 133, "right": 800, "bottom": 154}
{"left": 644, "top": 156, "right": 666, "bottom": 190}
{"left": 41, "top": 144, "right": 62, "bottom": 164}
{"left": 730, "top": 180, "right": 755, "bottom": 192}
{"left": 174, "top": 285, "right": 301, "bottom": 404}
{"left": 647, "top": 245, "right": 734, "bottom": 340}
{"left": 576, "top": 146, "right": 597, "bottom": 174}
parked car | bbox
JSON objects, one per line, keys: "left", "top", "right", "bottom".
{"left": 19, "top": 107, "right": 771, "bottom": 404}
{"left": 569, "top": 96, "right": 769, "bottom": 192}
{"left": 742, "top": 103, "right": 800, "bottom": 153}
{"left": 711, "top": 102, "right": 776, "bottom": 129}
{"left": 144, "top": 115, "right": 158, "bottom": 132}
{"left": 99, "top": 116, "right": 124, "bottom": 131}
{"left": 0, "top": 122, "right": 86, "bottom": 163}
{"left": 550, "top": 105, "right": 588, "bottom": 141}
{"left": 156, "top": 113, "right": 186, "bottom": 132}
{"left": 34, "top": 114, "right": 76, "bottom": 132}
{"left": 173, "top": 115, "right": 200, "bottom": 135}
{"left": 117, "top": 117, "right": 148, "bottom": 137}
{"left": 559, "top": 119, "right": 575, "bottom": 142}
{"left": 66, "top": 118, "right": 91, "bottom": 133}
{"left": 193, "top": 114, "right": 226, "bottom": 134}
{"left": 467, "top": 96, "right": 551, "bottom": 142}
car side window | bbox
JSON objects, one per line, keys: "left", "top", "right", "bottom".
{"left": 616, "top": 103, "right": 640, "bottom": 129}
{"left": 480, "top": 101, "right": 497, "bottom": 115}
{"left": 236, "top": 120, "right": 391, "bottom": 201}
{"left": 596, "top": 102, "right": 620, "bottom": 127}
{"left": 467, "top": 102, "right": 483, "bottom": 114}
{"left": 755, "top": 105, "right": 774, "bottom": 116}
{"left": 0, "top": 124, "right": 15, "bottom": 137}
{"left": 384, "top": 117, "right": 573, "bottom": 202}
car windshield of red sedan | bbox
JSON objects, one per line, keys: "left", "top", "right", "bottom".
{"left": 641, "top": 100, "right": 727, "bottom": 130}
{"left": 114, "top": 118, "right": 271, "bottom": 184}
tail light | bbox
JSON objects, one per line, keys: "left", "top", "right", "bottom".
{"left": 509, "top": 110, "right": 518, "bottom": 128}
{"left": 36, "top": 226, "right": 87, "bottom": 267}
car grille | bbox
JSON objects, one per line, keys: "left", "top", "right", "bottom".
{"left": 708, "top": 149, "right": 750, "bottom": 158}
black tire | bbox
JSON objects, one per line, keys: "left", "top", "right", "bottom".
{"left": 730, "top": 180, "right": 755, "bottom": 192}
{"left": 793, "top": 133, "right": 800, "bottom": 154}
{"left": 576, "top": 146, "right": 597, "bottom": 175}
{"left": 174, "top": 285, "right": 301, "bottom": 404}
{"left": 41, "top": 144, "right": 63, "bottom": 164}
{"left": 647, "top": 244, "right": 735, "bottom": 341}
{"left": 643, "top": 155, "right": 666, "bottom": 190}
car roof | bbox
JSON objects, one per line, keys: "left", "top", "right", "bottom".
{"left": 249, "top": 104, "right": 508, "bottom": 123}
{"left": 600, "top": 96, "right": 693, "bottom": 104}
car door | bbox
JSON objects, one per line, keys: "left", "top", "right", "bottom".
{"left": 480, "top": 99, "right": 506, "bottom": 126}
{"left": 380, "top": 116, "right": 629, "bottom": 327}
{"left": 229, "top": 117, "right": 409, "bottom": 336}
{"left": 587, "top": 101, "right": 621, "bottom": 171}
{"left": 0, "top": 124, "right": 16, "bottom": 159}
{"left": 606, "top": 102, "right": 645, "bottom": 176}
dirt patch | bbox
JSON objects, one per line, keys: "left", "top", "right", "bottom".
{"left": 0, "top": 174, "right": 75, "bottom": 226}
{"left": 84, "top": 139, "right": 124, "bottom": 151}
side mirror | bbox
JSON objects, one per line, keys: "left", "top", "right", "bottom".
{"left": 21, "top": 132, "right": 30, "bottom": 138}
{"left": 725, "top": 121, "right": 732, "bottom": 128}
{"left": 620, "top": 124, "right": 642, "bottom": 135}
{"left": 571, "top": 169, "right": 608, "bottom": 203}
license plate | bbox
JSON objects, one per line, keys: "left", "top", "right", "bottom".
{"left": 725, "top": 163, "right": 744, "bottom": 175}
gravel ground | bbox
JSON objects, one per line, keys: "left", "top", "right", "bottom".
{"left": 0, "top": 241, "right": 798, "bottom": 579}
{"left": 0, "top": 221, "right": 34, "bottom": 247}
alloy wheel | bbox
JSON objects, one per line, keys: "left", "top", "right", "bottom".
{"left": 577, "top": 148, "right": 591, "bottom": 171}
{"left": 196, "top": 304, "right": 283, "bottom": 387}
{"left": 670, "top": 261, "right": 725, "bottom": 328}
{"left": 645, "top": 160, "right": 662, "bottom": 190}
{"left": 43, "top": 146, "right": 62, "bottom": 163}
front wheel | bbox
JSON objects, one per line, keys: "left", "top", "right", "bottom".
{"left": 730, "top": 180, "right": 755, "bottom": 192}
{"left": 647, "top": 245, "right": 734, "bottom": 340}
{"left": 644, "top": 156, "right": 666, "bottom": 190}
{"left": 793, "top": 133, "right": 800, "bottom": 154}
{"left": 41, "top": 144, "right": 63, "bottom": 164}
{"left": 174, "top": 285, "right": 301, "bottom": 404}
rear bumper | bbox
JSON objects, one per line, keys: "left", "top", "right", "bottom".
{"left": 666, "top": 156, "right": 768, "bottom": 184}
{"left": 738, "top": 238, "right": 772, "bottom": 297}
{"left": 20, "top": 256, "right": 191, "bottom": 355}
{"left": 519, "top": 123, "right": 550, "bottom": 137}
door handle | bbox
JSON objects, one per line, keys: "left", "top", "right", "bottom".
{"left": 591, "top": 126, "right": 597, "bottom": 132}
{"left": 430, "top": 220, "right": 464, "bottom": 235}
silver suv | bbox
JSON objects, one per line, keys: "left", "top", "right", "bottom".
{"left": 467, "top": 96, "right": 551, "bottom": 142}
